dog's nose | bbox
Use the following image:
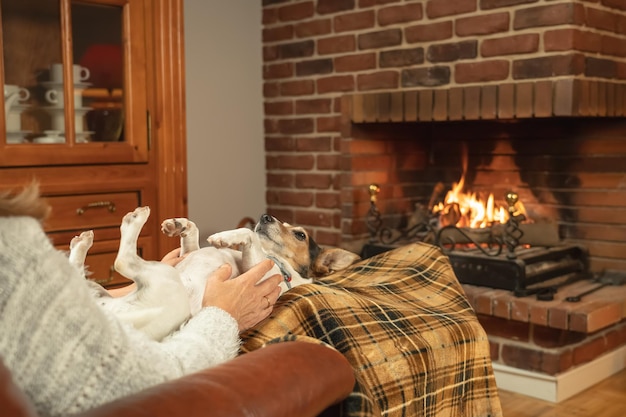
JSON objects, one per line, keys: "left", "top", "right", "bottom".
{"left": 260, "top": 214, "right": 274, "bottom": 224}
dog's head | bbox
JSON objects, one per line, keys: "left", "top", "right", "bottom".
{"left": 254, "top": 214, "right": 360, "bottom": 278}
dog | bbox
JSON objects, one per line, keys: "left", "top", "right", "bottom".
{"left": 69, "top": 207, "right": 360, "bottom": 341}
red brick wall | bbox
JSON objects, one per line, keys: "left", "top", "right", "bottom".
{"left": 261, "top": 0, "right": 626, "bottom": 250}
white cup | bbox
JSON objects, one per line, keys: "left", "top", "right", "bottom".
{"left": 4, "top": 84, "right": 30, "bottom": 102}
{"left": 4, "top": 85, "right": 29, "bottom": 125}
{"left": 50, "top": 110, "right": 87, "bottom": 133}
{"left": 6, "top": 110, "right": 23, "bottom": 131}
{"left": 45, "top": 89, "right": 83, "bottom": 108}
{"left": 49, "top": 63, "right": 90, "bottom": 83}
{"left": 51, "top": 112, "right": 64, "bottom": 131}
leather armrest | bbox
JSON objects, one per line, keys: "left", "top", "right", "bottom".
{"left": 76, "top": 341, "right": 355, "bottom": 417}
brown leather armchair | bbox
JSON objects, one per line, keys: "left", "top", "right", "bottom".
{"left": 0, "top": 341, "right": 355, "bottom": 417}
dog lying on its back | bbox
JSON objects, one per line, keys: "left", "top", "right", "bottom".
{"left": 69, "top": 207, "right": 360, "bottom": 341}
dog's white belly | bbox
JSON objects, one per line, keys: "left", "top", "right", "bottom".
{"left": 175, "top": 247, "right": 244, "bottom": 315}
{"left": 95, "top": 264, "right": 191, "bottom": 341}
{"left": 174, "top": 247, "right": 300, "bottom": 315}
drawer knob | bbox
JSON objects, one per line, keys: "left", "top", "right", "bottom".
{"left": 76, "top": 201, "right": 117, "bottom": 215}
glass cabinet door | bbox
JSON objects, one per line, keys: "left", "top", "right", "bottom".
{"left": 0, "top": 0, "right": 148, "bottom": 166}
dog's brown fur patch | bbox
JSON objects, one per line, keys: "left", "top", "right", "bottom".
{"left": 257, "top": 217, "right": 360, "bottom": 278}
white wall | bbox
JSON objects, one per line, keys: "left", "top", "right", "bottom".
{"left": 184, "top": 0, "right": 265, "bottom": 242}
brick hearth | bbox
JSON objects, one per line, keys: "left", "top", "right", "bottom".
{"left": 462, "top": 280, "right": 626, "bottom": 375}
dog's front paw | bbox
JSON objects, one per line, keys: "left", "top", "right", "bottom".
{"left": 161, "top": 218, "right": 197, "bottom": 238}
{"left": 207, "top": 228, "right": 253, "bottom": 249}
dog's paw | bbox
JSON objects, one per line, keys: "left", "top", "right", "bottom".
{"left": 207, "top": 228, "right": 253, "bottom": 249}
{"left": 70, "top": 230, "right": 94, "bottom": 251}
{"left": 161, "top": 218, "right": 196, "bottom": 238}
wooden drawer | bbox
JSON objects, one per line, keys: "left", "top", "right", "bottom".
{"left": 43, "top": 192, "right": 140, "bottom": 233}
{"left": 86, "top": 251, "right": 133, "bottom": 288}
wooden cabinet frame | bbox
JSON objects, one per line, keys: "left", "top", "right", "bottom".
{"left": 0, "top": 0, "right": 188, "bottom": 259}
{"left": 149, "top": 0, "right": 188, "bottom": 255}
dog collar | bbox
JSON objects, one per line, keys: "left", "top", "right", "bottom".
{"left": 266, "top": 255, "right": 292, "bottom": 289}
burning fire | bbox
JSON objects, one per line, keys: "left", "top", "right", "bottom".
{"left": 432, "top": 148, "right": 527, "bottom": 228}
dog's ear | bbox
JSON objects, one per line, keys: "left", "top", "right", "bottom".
{"left": 311, "top": 248, "right": 361, "bottom": 277}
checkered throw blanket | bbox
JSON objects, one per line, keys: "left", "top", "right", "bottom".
{"left": 241, "top": 242, "right": 503, "bottom": 417}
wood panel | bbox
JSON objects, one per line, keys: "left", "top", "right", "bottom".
{"left": 150, "top": 0, "right": 188, "bottom": 256}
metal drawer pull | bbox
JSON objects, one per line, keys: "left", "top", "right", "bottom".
{"left": 76, "top": 201, "right": 117, "bottom": 215}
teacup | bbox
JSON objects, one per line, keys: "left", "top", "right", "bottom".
{"left": 4, "top": 84, "right": 29, "bottom": 122}
{"left": 4, "top": 84, "right": 30, "bottom": 101}
{"left": 49, "top": 63, "right": 90, "bottom": 83}
{"left": 50, "top": 108, "right": 89, "bottom": 133}
{"left": 45, "top": 88, "right": 83, "bottom": 108}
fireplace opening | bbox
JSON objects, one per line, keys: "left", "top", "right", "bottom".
{"left": 363, "top": 184, "right": 592, "bottom": 297}
{"left": 341, "top": 116, "right": 626, "bottom": 291}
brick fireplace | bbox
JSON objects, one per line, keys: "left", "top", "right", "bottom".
{"left": 262, "top": 0, "right": 626, "bottom": 254}
{"left": 262, "top": 0, "right": 626, "bottom": 400}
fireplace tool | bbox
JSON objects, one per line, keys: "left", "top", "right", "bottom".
{"left": 564, "top": 270, "right": 626, "bottom": 302}
{"left": 362, "top": 185, "right": 590, "bottom": 296}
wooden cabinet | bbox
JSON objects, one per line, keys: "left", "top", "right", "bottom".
{"left": 0, "top": 0, "right": 187, "bottom": 288}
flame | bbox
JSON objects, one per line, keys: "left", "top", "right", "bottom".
{"left": 434, "top": 186, "right": 518, "bottom": 228}
{"left": 432, "top": 145, "right": 527, "bottom": 228}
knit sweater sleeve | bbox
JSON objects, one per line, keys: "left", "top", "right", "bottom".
{"left": 0, "top": 217, "right": 241, "bottom": 417}
{"left": 127, "top": 305, "right": 241, "bottom": 377}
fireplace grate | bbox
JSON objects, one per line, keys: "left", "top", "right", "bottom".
{"left": 445, "top": 244, "right": 589, "bottom": 294}
{"left": 361, "top": 243, "right": 590, "bottom": 296}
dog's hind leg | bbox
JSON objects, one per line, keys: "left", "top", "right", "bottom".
{"left": 68, "top": 230, "right": 94, "bottom": 277}
{"left": 161, "top": 217, "right": 200, "bottom": 256}
{"left": 114, "top": 207, "right": 154, "bottom": 282}
{"left": 114, "top": 207, "right": 191, "bottom": 340}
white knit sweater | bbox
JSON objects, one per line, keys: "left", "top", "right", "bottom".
{"left": 0, "top": 216, "right": 241, "bottom": 417}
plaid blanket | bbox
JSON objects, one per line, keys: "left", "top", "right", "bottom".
{"left": 241, "top": 242, "right": 503, "bottom": 417}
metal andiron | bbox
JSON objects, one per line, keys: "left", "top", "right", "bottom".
{"left": 366, "top": 183, "right": 439, "bottom": 246}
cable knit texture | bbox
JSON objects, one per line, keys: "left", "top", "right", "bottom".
{"left": 0, "top": 216, "right": 241, "bottom": 417}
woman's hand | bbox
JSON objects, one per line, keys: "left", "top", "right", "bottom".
{"left": 202, "top": 259, "right": 283, "bottom": 332}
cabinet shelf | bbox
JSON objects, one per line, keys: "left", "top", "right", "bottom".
{"left": 1, "top": 0, "right": 147, "bottom": 164}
